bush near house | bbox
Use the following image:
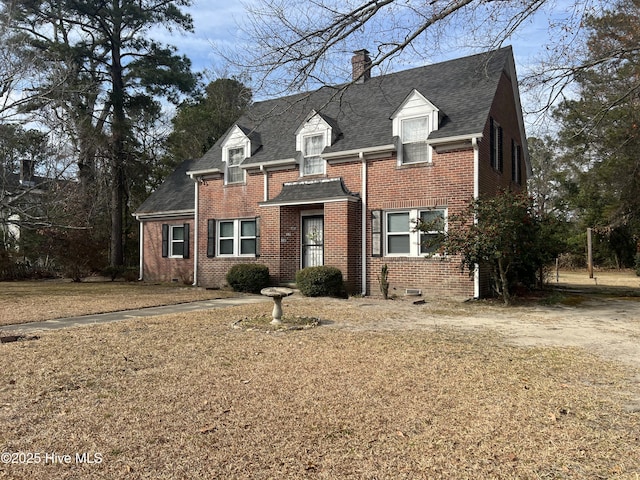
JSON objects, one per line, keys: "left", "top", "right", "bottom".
{"left": 296, "top": 266, "right": 347, "bottom": 298}
{"left": 226, "top": 263, "right": 270, "bottom": 293}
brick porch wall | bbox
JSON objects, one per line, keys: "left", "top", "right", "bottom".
{"left": 323, "top": 200, "right": 362, "bottom": 294}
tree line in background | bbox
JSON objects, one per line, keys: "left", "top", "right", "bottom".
{"left": 0, "top": 0, "right": 251, "bottom": 279}
{"left": 0, "top": 0, "right": 639, "bottom": 296}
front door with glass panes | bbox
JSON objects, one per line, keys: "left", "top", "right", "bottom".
{"left": 302, "top": 215, "right": 324, "bottom": 267}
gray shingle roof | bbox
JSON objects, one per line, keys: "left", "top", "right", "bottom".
{"left": 135, "top": 158, "right": 196, "bottom": 216}
{"left": 261, "top": 177, "right": 359, "bottom": 205}
{"left": 193, "top": 47, "right": 514, "bottom": 172}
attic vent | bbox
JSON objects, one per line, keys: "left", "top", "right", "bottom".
{"left": 351, "top": 49, "right": 371, "bottom": 83}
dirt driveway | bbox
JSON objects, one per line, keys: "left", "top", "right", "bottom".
{"left": 287, "top": 291, "right": 640, "bottom": 368}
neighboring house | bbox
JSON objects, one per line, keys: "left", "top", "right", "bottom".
{"left": 135, "top": 46, "right": 530, "bottom": 298}
{"left": 0, "top": 160, "right": 49, "bottom": 250}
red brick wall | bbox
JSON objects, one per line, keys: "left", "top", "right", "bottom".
{"left": 475, "top": 71, "right": 528, "bottom": 295}
{"left": 365, "top": 148, "right": 476, "bottom": 298}
{"left": 197, "top": 170, "right": 265, "bottom": 288}
{"left": 478, "top": 72, "right": 528, "bottom": 197}
{"left": 142, "top": 217, "right": 194, "bottom": 284}
{"left": 324, "top": 200, "right": 362, "bottom": 293}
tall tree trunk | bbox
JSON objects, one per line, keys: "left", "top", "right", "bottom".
{"left": 109, "top": 1, "right": 125, "bottom": 267}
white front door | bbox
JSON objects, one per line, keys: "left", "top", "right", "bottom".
{"left": 302, "top": 215, "right": 324, "bottom": 268}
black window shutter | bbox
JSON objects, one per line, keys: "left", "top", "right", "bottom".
{"left": 498, "top": 125, "right": 504, "bottom": 172}
{"left": 371, "top": 210, "right": 382, "bottom": 257}
{"left": 489, "top": 118, "right": 496, "bottom": 169}
{"left": 183, "top": 223, "right": 190, "bottom": 259}
{"left": 207, "top": 219, "right": 216, "bottom": 258}
{"left": 162, "top": 224, "right": 169, "bottom": 258}
{"left": 518, "top": 145, "right": 523, "bottom": 184}
{"left": 255, "top": 217, "right": 261, "bottom": 257}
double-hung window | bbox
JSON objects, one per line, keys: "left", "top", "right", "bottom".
{"left": 162, "top": 223, "right": 189, "bottom": 259}
{"left": 302, "top": 134, "right": 325, "bottom": 176}
{"left": 169, "top": 225, "right": 185, "bottom": 257}
{"left": 401, "top": 116, "right": 429, "bottom": 164}
{"left": 226, "top": 146, "right": 245, "bottom": 184}
{"left": 218, "top": 219, "right": 257, "bottom": 256}
{"left": 385, "top": 209, "right": 446, "bottom": 256}
{"left": 419, "top": 210, "right": 445, "bottom": 255}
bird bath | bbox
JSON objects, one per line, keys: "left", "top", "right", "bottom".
{"left": 260, "top": 287, "right": 294, "bottom": 324}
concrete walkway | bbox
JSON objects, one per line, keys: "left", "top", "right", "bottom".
{"left": 0, "top": 295, "right": 269, "bottom": 335}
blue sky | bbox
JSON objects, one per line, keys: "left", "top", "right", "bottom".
{"left": 152, "top": 0, "right": 590, "bottom": 134}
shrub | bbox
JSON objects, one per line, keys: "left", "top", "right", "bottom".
{"left": 226, "top": 263, "right": 270, "bottom": 293}
{"left": 296, "top": 266, "right": 346, "bottom": 298}
{"left": 635, "top": 253, "right": 640, "bottom": 277}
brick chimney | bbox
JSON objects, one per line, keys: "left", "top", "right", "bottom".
{"left": 351, "top": 49, "right": 371, "bottom": 83}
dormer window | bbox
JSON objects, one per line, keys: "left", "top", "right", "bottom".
{"left": 296, "top": 111, "right": 332, "bottom": 177}
{"left": 227, "top": 146, "right": 244, "bottom": 184}
{"left": 392, "top": 90, "right": 439, "bottom": 165}
{"left": 221, "top": 125, "right": 251, "bottom": 185}
{"left": 303, "top": 134, "right": 325, "bottom": 175}
{"left": 401, "top": 116, "right": 429, "bottom": 163}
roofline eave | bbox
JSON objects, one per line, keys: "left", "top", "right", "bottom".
{"left": 134, "top": 209, "right": 195, "bottom": 220}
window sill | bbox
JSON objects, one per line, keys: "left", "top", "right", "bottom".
{"left": 381, "top": 254, "right": 448, "bottom": 261}
{"left": 299, "top": 173, "right": 327, "bottom": 179}
{"left": 396, "top": 161, "right": 432, "bottom": 170}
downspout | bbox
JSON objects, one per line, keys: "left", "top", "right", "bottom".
{"left": 138, "top": 217, "right": 144, "bottom": 281}
{"left": 472, "top": 137, "right": 480, "bottom": 299}
{"left": 261, "top": 165, "right": 268, "bottom": 202}
{"left": 360, "top": 152, "right": 367, "bottom": 296}
{"left": 192, "top": 178, "right": 199, "bottom": 286}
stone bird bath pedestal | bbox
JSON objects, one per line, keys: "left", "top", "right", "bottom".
{"left": 260, "top": 287, "right": 294, "bottom": 324}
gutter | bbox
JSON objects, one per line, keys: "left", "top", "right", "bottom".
{"left": 192, "top": 179, "right": 199, "bottom": 286}
{"left": 138, "top": 219, "right": 144, "bottom": 281}
{"left": 133, "top": 209, "right": 195, "bottom": 221}
{"left": 187, "top": 168, "right": 222, "bottom": 178}
{"left": 323, "top": 144, "right": 396, "bottom": 161}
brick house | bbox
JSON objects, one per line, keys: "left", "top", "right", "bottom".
{"left": 135, "top": 46, "right": 529, "bottom": 298}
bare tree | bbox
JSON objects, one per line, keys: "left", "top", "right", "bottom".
{"left": 223, "top": 0, "right": 605, "bottom": 102}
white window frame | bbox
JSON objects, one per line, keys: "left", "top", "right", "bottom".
{"left": 400, "top": 115, "right": 430, "bottom": 164}
{"left": 384, "top": 208, "right": 447, "bottom": 257}
{"left": 169, "top": 225, "right": 185, "bottom": 258}
{"left": 226, "top": 146, "right": 245, "bottom": 184}
{"left": 296, "top": 111, "right": 331, "bottom": 177}
{"left": 302, "top": 133, "right": 326, "bottom": 176}
{"left": 217, "top": 219, "right": 257, "bottom": 257}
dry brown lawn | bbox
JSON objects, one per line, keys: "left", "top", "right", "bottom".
{"left": 1, "top": 273, "right": 640, "bottom": 479}
{"left": 0, "top": 281, "right": 238, "bottom": 327}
